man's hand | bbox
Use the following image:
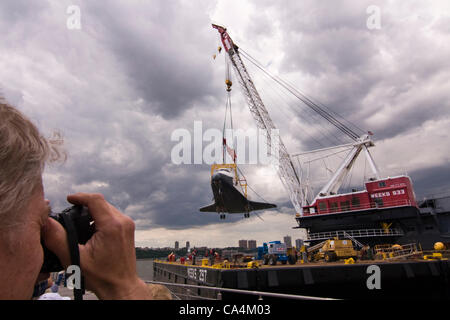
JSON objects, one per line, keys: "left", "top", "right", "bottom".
{"left": 42, "top": 193, "right": 154, "bottom": 299}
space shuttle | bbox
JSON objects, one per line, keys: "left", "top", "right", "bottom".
{"left": 199, "top": 166, "right": 277, "bottom": 219}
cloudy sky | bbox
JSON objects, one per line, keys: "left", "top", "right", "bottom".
{"left": 1, "top": 0, "right": 450, "bottom": 248}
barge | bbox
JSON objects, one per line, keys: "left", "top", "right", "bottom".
{"left": 153, "top": 257, "right": 450, "bottom": 300}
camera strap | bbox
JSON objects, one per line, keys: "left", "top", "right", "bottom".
{"left": 61, "top": 213, "right": 84, "bottom": 301}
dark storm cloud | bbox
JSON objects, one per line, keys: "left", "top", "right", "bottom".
{"left": 238, "top": 0, "right": 450, "bottom": 203}
{"left": 0, "top": 0, "right": 46, "bottom": 23}
{"left": 0, "top": 0, "right": 228, "bottom": 230}
{"left": 261, "top": 0, "right": 450, "bottom": 140}
{"left": 410, "top": 165, "right": 450, "bottom": 199}
{"left": 122, "top": 166, "right": 244, "bottom": 229}
{"left": 80, "top": 1, "right": 219, "bottom": 119}
{"left": 1, "top": 0, "right": 449, "bottom": 237}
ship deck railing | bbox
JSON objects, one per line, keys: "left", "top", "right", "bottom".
{"left": 307, "top": 228, "right": 405, "bottom": 241}
{"left": 144, "top": 280, "right": 338, "bottom": 301}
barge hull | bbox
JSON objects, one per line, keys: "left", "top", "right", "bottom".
{"left": 154, "top": 260, "right": 450, "bottom": 300}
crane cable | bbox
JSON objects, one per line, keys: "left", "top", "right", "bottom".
{"left": 223, "top": 55, "right": 235, "bottom": 163}
{"left": 236, "top": 166, "right": 268, "bottom": 222}
{"left": 223, "top": 55, "right": 271, "bottom": 221}
{"left": 240, "top": 49, "right": 360, "bottom": 140}
{"left": 239, "top": 48, "right": 360, "bottom": 139}
{"left": 242, "top": 54, "right": 347, "bottom": 148}
{"left": 238, "top": 48, "right": 364, "bottom": 141}
{"left": 237, "top": 48, "right": 369, "bottom": 204}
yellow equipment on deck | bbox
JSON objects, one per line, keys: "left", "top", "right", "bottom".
{"left": 423, "top": 252, "right": 444, "bottom": 260}
{"left": 247, "top": 261, "right": 259, "bottom": 269}
{"left": 311, "top": 238, "right": 358, "bottom": 262}
{"left": 434, "top": 242, "right": 445, "bottom": 251}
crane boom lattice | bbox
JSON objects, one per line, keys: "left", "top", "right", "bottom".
{"left": 213, "top": 24, "right": 306, "bottom": 214}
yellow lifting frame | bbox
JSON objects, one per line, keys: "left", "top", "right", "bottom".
{"left": 211, "top": 163, "right": 248, "bottom": 198}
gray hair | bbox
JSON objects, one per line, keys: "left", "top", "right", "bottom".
{"left": 0, "top": 99, "right": 64, "bottom": 225}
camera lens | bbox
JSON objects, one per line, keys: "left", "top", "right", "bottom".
{"left": 40, "top": 205, "right": 95, "bottom": 273}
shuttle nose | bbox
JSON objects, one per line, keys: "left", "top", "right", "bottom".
{"left": 212, "top": 173, "right": 221, "bottom": 185}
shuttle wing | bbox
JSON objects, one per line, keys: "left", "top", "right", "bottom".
{"left": 199, "top": 203, "right": 217, "bottom": 212}
{"left": 199, "top": 200, "right": 276, "bottom": 213}
{"left": 248, "top": 200, "right": 277, "bottom": 211}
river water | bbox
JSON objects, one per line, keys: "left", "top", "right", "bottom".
{"left": 136, "top": 259, "right": 154, "bottom": 281}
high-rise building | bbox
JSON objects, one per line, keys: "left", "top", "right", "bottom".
{"left": 295, "top": 239, "right": 304, "bottom": 249}
{"left": 175, "top": 241, "right": 179, "bottom": 250}
{"left": 248, "top": 240, "right": 257, "bottom": 249}
{"left": 238, "top": 240, "right": 248, "bottom": 249}
{"left": 186, "top": 241, "right": 190, "bottom": 251}
{"left": 283, "top": 235, "right": 292, "bottom": 247}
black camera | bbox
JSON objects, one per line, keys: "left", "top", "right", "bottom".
{"left": 41, "top": 205, "right": 95, "bottom": 273}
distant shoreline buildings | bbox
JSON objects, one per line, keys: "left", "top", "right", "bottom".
{"left": 283, "top": 235, "right": 292, "bottom": 247}
{"left": 238, "top": 239, "right": 257, "bottom": 249}
{"left": 143, "top": 236, "right": 305, "bottom": 252}
{"left": 149, "top": 236, "right": 307, "bottom": 252}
